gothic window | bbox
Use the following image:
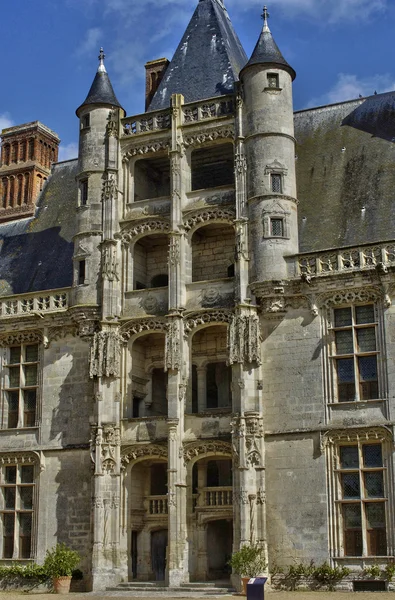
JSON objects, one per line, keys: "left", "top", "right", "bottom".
{"left": 332, "top": 305, "right": 378, "bottom": 402}
{"left": 271, "top": 173, "right": 282, "bottom": 193}
{"left": 0, "top": 462, "right": 35, "bottom": 558}
{"left": 270, "top": 217, "right": 284, "bottom": 237}
{"left": 337, "top": 442, "right": 387, "bottom": 556}
{"left": 3, "top": 344, "right": 39, "bottom": 429}
{"left": 80, "top": 179, "right": 88, "bottom": 206}
{"left": 267, "top": 73, "right": 279, "bottom": 88}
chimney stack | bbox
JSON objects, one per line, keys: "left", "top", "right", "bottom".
{"left": 145, "top": 58, "right": 170, "bottom": 111}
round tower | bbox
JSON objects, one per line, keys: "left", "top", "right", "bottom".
{"left": 71, "top": 48, "right": 124, "bottom": 307}
{"left": 240, "top": 7, "right": 298, "bottom": 282}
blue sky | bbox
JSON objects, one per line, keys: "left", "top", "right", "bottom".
{"left": 1, "top": 0, "right": 395, "bottom": 161}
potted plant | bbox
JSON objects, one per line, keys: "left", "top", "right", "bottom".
{"left": 228, "top": 544, "right": 267, "bottom": 595}
{"left": 43, "top": 543, "right": 80, "bottom": 594}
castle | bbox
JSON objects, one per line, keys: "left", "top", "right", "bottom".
{"left": 0, "top": 0, "right": 395, "bottom": 591}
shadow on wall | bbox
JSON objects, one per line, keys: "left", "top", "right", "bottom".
{"left": 0, "top": 228, "right": 73, "bottom": 295}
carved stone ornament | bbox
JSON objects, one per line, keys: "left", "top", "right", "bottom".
{"left": 234, "top": 489, "right": 249, "bottom": 505}
{"left": 235, "top": 152, "right": 247, "bottom": 174}
{"left": 102, "top": 243, "right": 119, "bottom": 282}
{"left": 318, "top": 287, "right": 382, "bottom": 309}
{"left": 117, "top": 219, "right": 170, "bottom": 244}
{"left": 102, "top": 174, "right": 118, "bottom": 202}
{"left": 89, "top": 330, "right": 121, "bottom": 378}
{"left": 123, "top": 139, "right": 170, "bottom": 161}
{"left": 235, "top": 220, "right": 248, "bottom": 261}
{"left": 0, "top": 451, "right": 42, "bottom": 469}
{"left": 106, "top": 110, "right": 118, "bottom": 138}
{"left": 120, "top": 318, "right": 167, "bottom": 341}
{"left": 181, "top": 440, "right": 232, "bottom": 464}
{"left": 184, "top": 310, "right": 232, "bottom": 336}
{"left": 183, "top": 207, "right": 235, "bottom": 232}
{"left": 165, "top": 318, "right": 182, "bottom": 372}
{"left": 124, "top": 201, "right": 170, "bottom": 221}
{"left": 256, "top": 488, "right": 266, "bottom": 505}
{"left": 0, "top": 330, "right": 43, "bottom": 347}
{"left": 183, "top": 127, "right": 235, "bottom": 148}
{"left": 320, "top": 426, "right": 393, "bottom": 452}
{"left": 91, "top": 423, "right": 121, "bottom": 475}
{"left": 201, "top": 288, "right": 221, "bottom": 307}
{"left": 228, "top": 313, "right": 261, "bottom": 365}
{"left": 46, "top": 325, "right": 78, "bottom": 347}
{"left": 168, "top": 235, "right": 181, "bottom": 266}
{"left": 121, "top": 444, "right": 168, "bottom": 470}
{"left": 70, "top": 307, "right": 99, "bottom": 338}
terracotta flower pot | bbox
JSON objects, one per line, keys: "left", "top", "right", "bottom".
{"left": 53, "top": 576, "right": 72, "bottom": 594}
{"left": 241, "top": 576, "right": 250, "bottom": 596}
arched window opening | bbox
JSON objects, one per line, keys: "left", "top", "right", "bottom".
{"left": 192, "top": 224, "right": 235, "bottom": 282}
{"left": 129, "top": 333, "right": 167, "bottom": 418}
{"left": 133, "top": 234, "right": 169, "bottom": 290}
{"left": 17, "top": 175, "right": 23, "bottom": 206}
{"left": 1, "top": 178, "right": 8, "bottom": 208}
{"left": 134, "top": 155, "right": 170, "bottom": 202}
{"left": 191, "top": 143, "right": 234, "bottom": 191}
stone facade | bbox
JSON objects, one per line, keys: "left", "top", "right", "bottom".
{"left": 0, "top": 0, "right": 395, "bottom": 592}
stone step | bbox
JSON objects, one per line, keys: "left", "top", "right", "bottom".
{"left": 106, "top": 582, "right": 235, "bottom": 595}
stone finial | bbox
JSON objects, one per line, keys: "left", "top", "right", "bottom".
{"left": 98, "top": 47, "right": 107, "bottom": 73}
{"left": 262, "top": 5, "right": 270, "bottom": 31}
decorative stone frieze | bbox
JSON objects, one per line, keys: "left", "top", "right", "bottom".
{"left": 118, "top": 219, "right": 170, "bottom": 244}
{"left": 121, "top": 444, "right": 168, "bottom": 470}
{"left": 0, "top": 330, "right": 43, "bottom": 347}
{"left": 228, "top": 313, "right": 261, "bottom": 365}
{"left": 0, "top": 451, "right": 42, "bottom": 468}
{"left": 183, "top": 207, "right": 235, "bottom": 232}
{"left": 184, "top": 309, "right": 232, "bottom": 335}
{"left": 89, "top": 330, "right": 121, "bottom": 378}
{"left": 318, "top": 286, "right": 382, "bottom": 308}
{"left": 106, "top": 111, "right": 119, "bottom": 139}
{"left": 320, "top": 426, "right": 393, "bottom": 451}
{"left": 102, "top": 174, "right": 118, "bottom": 202}
{"left": 183, "top": 126, "right": 234, "bottom": 148}
{"left": 123, "top": 139, "right": 170, "bottom": 160}
{"left": 168, "top": 234, "right": 181, "bottom": 266}
{"left": 181, "top": 440, "right": 232, "bottom": 464}
{"left": 120, "top": 318, "right": 167, "bottom": 340}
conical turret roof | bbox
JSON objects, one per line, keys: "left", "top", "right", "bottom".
{"left": 148, "top": 0, "right": 247, "bottom": 111}
{"left": 76, "top": 48, "right": 124, "bottom": 116}
{"left": 241, "top": 7, "right": 295, "bottom": 80}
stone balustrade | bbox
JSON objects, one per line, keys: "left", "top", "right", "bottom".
{"left": 204, "top": 486, "right": 233, "bottom": 507}
{"left": 297, "top": 242, "right": 395, "bottom": 276}
{"left": 122, "top": 109, "right": 171, "bottom": 136}
{"left": 182, "top": 96, "right": 234, "bottom": 124}
{"left": 0, "top": 289, "right": 69, "bottom": 317}
{"left": 148, "top": 495, "right": 168, "bottom": 515}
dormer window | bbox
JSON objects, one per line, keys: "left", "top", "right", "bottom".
{"left": 267, "top": 73, "right": 279, "bottom": 88}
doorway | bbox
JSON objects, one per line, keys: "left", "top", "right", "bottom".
{"left": 207, "top": 520, "right": 232, "bottom": 580}
{"left": 151, "top": 529, "right": 168, "bottom": 581}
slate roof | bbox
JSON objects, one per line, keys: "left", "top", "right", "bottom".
{"left": 241, "top": 21, "right": 296, "bottom": 80}
{"left": 0, "top": 160, "right": 78, "bottom": 298}
{"left": 148, "top": 0, "right": 247, "bottom": 111}
{"left": 295, "top": 91, "right": 395, "bottom": 252}
{"left": 76, "top": 67, "right": 123, "bottom": 115}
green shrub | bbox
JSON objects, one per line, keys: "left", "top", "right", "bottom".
{"left": 384, "top": 564, "right": 395, "bottom": 580}
{"left": 313, "top": 562, "right": 350, "bottom": 591}
{"left": 228, "top": 544, "right": 267, "bottom": 577}
{"left": 363, "top": 564, "right": 381, "bottom": 579}
{"left": 43, "top": 543, "right": 80, "bottom": 578}
{"left": 0, "top": 563, "right": 48, "bottom": 584}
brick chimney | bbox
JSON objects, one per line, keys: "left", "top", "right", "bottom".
{"left": 0, "top": 121, "right": 60, "bottom": 223}
{"left": 145, "top": 58, "right": 170, "bottom": 111}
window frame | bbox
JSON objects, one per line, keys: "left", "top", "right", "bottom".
{"left": 0, "top": 459, "right": 37, "bottom": 559}
{"left": 2, "top": 343, "right": 40, "bottom": 430}
{"left": 335, "top": 441, "right": 388, "bottom": 557}
{"left": 79, "top": 179, "right": 89, "bottom": 207}
{"left": 331, "top": 304, "right": 379, "bottom": 403}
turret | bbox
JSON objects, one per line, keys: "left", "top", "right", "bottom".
{"left": 71, "top": 48, "right": 124, "bottom": 308}
{"left": 240, "top": 7, "right": 298, "bottom": 281}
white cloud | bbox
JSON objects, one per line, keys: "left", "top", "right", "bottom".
{"left": 0, "top": 112, "right": 14, "bottom": 131}
{"left": 75, "top": 27, "right": 103, "bottom": 58}
{"left": 58, "top": 142, "right": 78, "bottom": 162}
{"left": 308, "top": 73, "right": 395, "bottom": 107}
